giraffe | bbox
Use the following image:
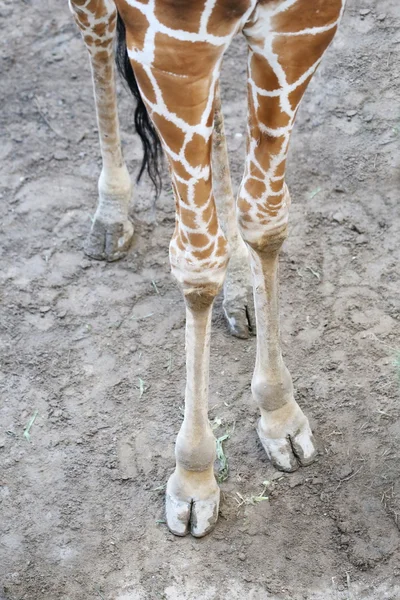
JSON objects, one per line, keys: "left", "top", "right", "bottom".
{"left": 69, "top": 0, "right": 346, "bottom": 537}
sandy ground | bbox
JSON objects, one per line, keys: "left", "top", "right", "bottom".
{"left": 1, "top": 0, "right": 400, "bottom": 598}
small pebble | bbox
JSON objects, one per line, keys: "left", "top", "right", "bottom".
{"left": 238, "top": 553, "right": 246, "bottom": 561}
{"left": 377, "top": 13, "right": 386, "bottom": 22}
{"left": 289, "top": 474, "right": 303, "bottom": 488}
{"left": 270, "top": 471, "right": 284, "bottom": 481}
{"left": 338, "top": 464, "right": 353, "bottom": 480}
{"left": 54, "top": 151, "right": 68, "bottom": 161}
{"left": 332, "top": 211, "right": 345, "bottom": 224}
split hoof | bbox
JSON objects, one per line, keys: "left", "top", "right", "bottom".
{"left": 257, "top": 404, "right": 317, "bottom": 472}
{"left": 166, "top": 469, "right": 220, "bottom": 537}
{"left": 85, "top": 218, "right": 134, "bottom": 262}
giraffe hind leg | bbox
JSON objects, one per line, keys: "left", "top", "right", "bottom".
{"left": 70, "top": 0, "right": 133, "bottom": 261}
{"left": 212, "top": 83, "right": 256, "bottom": 339}
{"left": 239, "top": 0, "right": 344, "bottom": 470}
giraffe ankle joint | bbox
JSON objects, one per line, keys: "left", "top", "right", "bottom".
{"left": 252, "top": 367, "right": 294, "bottom": 412}
{"left": 241, "top": 222, "right": 288, "bottom": 254}
{"left": 175, "top": 427, "right": 216, "bottom": 472}
{"left": 171, "top": 251, "right": 229, "bottom": 306}
{"left": 95, "top": 166, "right": 132, "bottom": 220}
{"left": 184, "top": 285, "right": 220, "bottom": 311}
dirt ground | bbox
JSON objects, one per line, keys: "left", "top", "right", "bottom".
{"left": 1, "top": 0, "right": 400, "bottom": 598}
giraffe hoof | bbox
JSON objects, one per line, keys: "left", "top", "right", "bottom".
{"left": 257, "top": 405, "right": 317, "bottom": 472}
{"left": 223, "top": 301, "right": 255, "bottom": 339}
{"left": 84, "top": 218, "right": 134, "bottom": 262}
{"left": 165, "top": 470, "right": 220, "bottom": 537}
{"left": 223, "top": 250, "right": 255, "bottom": 339}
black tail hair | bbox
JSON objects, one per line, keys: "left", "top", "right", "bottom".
{"left": 116, "top": 14, "right": 162, "bottom": 196}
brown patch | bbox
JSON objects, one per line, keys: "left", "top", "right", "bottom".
{"left": 188, "top": 233, "right": 209, "bottom": 248}
{"left": 86, "top": 0, "right": 109, "bottom": 20}
{"left": 208, "top": 0, "right": 251, "bottom": 36}
{"left": 170, "top": 158, "right": 191, "bottom": 182}
{"left": 216, "top": 233, "right": 228, "bottom": 257}
{"left": 180, "top": 228, "right": 189, "bottom": 245}
{"left": 108, "top": 13, "right": 117, "bottom": 33}
{"left": 258, "top": 133, "right": 285, "bottom": 157}
{"left": 272, "top": 0, "right": 342, "bottom": 34}
{"left": 270, "top": 179, "right": 284, "bottom": 194}
{"left": 239, "top": 212, "right": 253, "bottom": 223}
{"left": 154, "top": 33, "right": 219, "bottom": 79}
{"left": 130, "top": 61, "right": 156, "bottom": 104}
{"left": 174, "top": 179, "right": 190, "bottom": 207}
{"left": 201, "top": 198, "right": 214, "bottom": 225}
{"left": 192, "top": 247, "right": 214, "bottom": 260}
{"left": 265, "top": 191, "right": 285, "bottom": 209}
{"left": 75, "top": 11, "right": 90, "bottom": 29}
{"left": 154, "top": 0, "right": 206, "bottom": 33}
{"left": 249, "top": 52, "right": 280, "bottom": 91}
{"left": 257, "top": 93, "right": 291, "bottom": 129}
{"left": 150, "top": 33, "right": 220, "bottom": 126}
{"left": 206, "top": 106, "right": 214, "bottom": 128}
{"left": 244, "top": 178, "right": 267, "bottom": 200}
{"left": 273, "top": 29, "right": 337, "bottom": 86}
{"left": 96, "top": 39, "right": 112, "bottom": 48}
{"left": 121, "top": 6, "right": 149, "bottom": 52}
{"left": 192, "top": 177, "right": 212, "bottom": 208}
{"left": 248, "top": 162, "right": 266, "bottom": 180}
{"left": 238, "top": 198, "right": 252, "bottom": 214}
{"left": 184, "top": 134, "right": 210, "bottom": 170}
{"left": 288, "top": 74, "right": 313, "bottom": 111}
{"left": 83, "top": 34, "right": 94, "bottom": 46}
{"left": 152, "top": 69, "right": 212, "bottom": 126}
{"left": 274, "top": 161, "right": 286, "bottom": 178}
{"left": 207, "top": 212, "right": 218, "bottom": 236}
{"left": 256, "top": 211, "right": 270, "bottom": 223}
{"left": 180, "top": 207, "right": 197, "bottom": 229}
{"left": 93, "top": 21, "right": 107, "bottom": 37}
{"left": 151, "top": 112, "right": 186, "bottom": 155}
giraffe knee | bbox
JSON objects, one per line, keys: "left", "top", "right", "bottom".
{"left": 169, "top": 231, "right": 230, "bottom": 306}
{"left": 237, "top": 181, "right": 290, "bottom": 253}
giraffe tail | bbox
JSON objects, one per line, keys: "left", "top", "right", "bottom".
{"left": 116, "top": 13, "right": 162, "bottom": 196}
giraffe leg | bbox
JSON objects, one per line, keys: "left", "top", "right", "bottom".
{"left": 70, "top": 0, "right": 133, "bottom": 261}
{"left": 240, "top": 0, "right": 344, "bottom": 471}
{"left": 118, "top": 0, "right": 256, "bottom": 536}
{"left": 213, "top": 83, "right": 255, "bottom": 339}
{"left": 166, "top": 292, "right": 222, "bottom": 537}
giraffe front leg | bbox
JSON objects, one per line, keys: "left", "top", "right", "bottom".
{"left": 70, "top": 0, "right": 133, "bottom": 261}
{"left": 120, "top": 0, "right": 253, "bottom": 534}
{"left": 247, "top": 228, "right": 317, "bottom": 472}
{"left": 166, "top": 289, "right": 223, "bottom": 536}
{"left": 240, "top": 0, "right": 344, "bottom": 470}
